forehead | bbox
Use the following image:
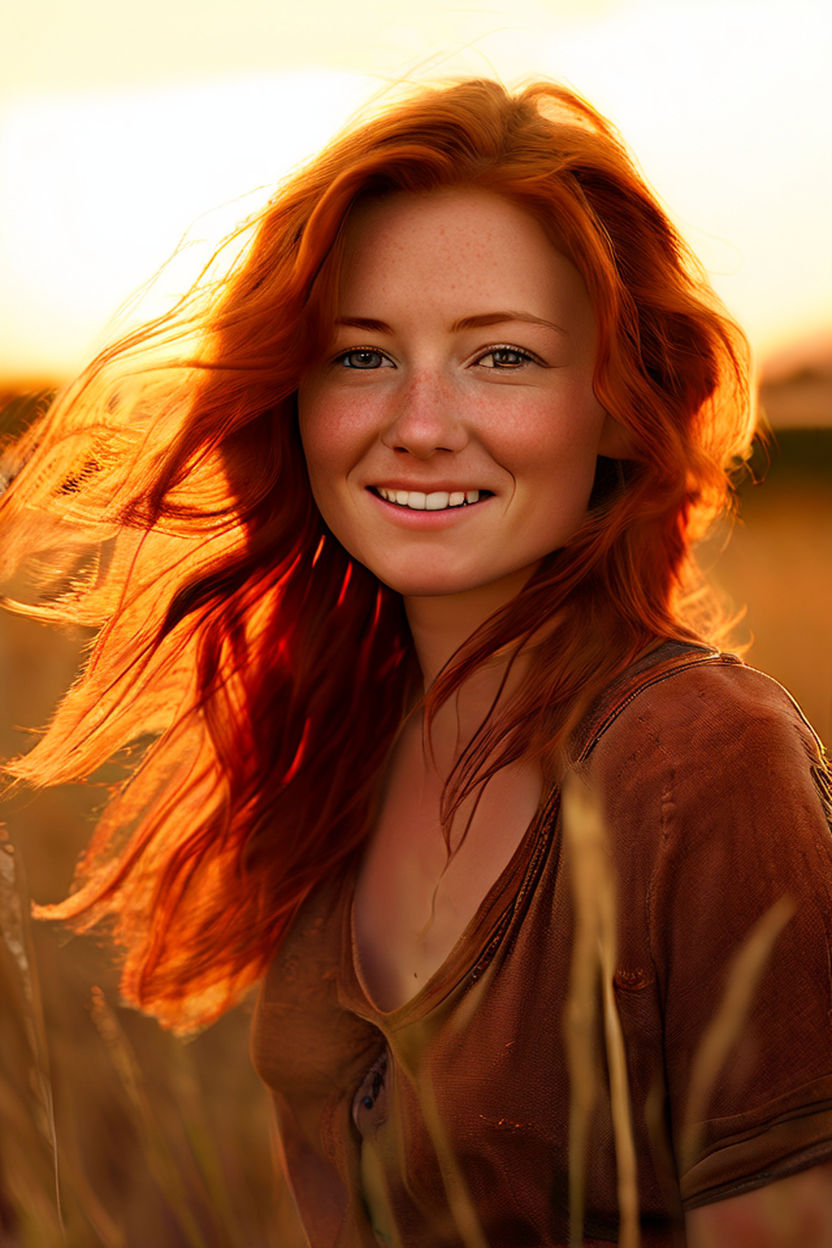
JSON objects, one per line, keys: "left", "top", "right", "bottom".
{"left": 336, "top": 187, "right": 591, "bottom": 323}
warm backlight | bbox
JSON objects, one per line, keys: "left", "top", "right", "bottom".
{"left": 1, "top": 0, "right": 830, "bottom": 382}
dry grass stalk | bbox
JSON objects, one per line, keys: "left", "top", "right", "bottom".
{"left": 165, "top": 1036, "right": 241, "bottom": 1240}
{"left": 408, "top": 1038, "right": 490, "bottom": 1248}
{"left": 0, "top": 950, "right": 125, "bottom": 1244}
{"left": 357, "top": 1135, "right": 402, "bottom": 1248}
{"left": 601, "top": 964, "right": 639, "bottom": 1248}
{"left": 392, "top": 1015, "right": 490, "bottom": 1248}
{"left": 1, "top": 822, "right": 273, "bottom": 1245}
{"left": 413, "top": 1060, "right": 490, "bottom": 1248}
{"left": 679, "top": 893, "right": 796, "bottom": 1174}
{"left": 562, "top": 774, "right": 640, "bottom": 1248}
{"left": 88, "top": 986, "right": 212, "bottom": 1248}
{"left": 0, "top": 823, "right": 64, "bottom": 1237}
{"left": 0, "top": 1078, "right": 64, "bottom": 1245}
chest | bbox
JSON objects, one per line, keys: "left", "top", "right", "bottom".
{"left": 352, "top": 748, "right": 543, "bottom": 1013}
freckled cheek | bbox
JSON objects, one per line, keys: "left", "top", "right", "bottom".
{"left": 481, "top": 399, "right": 599, "bottom": 474}
{"left": 299, "top": 398, "right": 375, "bottom": 489}
{"left": 494, "top": 411, "right": 605, "bottom": 527}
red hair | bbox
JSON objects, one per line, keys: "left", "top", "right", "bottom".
{"left": 0, "top": 78, "right": 754, "bottom": 1032}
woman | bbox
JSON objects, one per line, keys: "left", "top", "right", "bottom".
{"left": 1, "top": 78, "right": 831, "bottom": 1245}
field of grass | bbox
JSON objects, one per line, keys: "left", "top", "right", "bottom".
{"left": 1, "top": 404, "right": 830, "bottom": 1243}
{"left": 705, "top": 427, "right": 832, "bottom": 748}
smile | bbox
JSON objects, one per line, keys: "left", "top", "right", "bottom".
{"left": 372, "top": 487, "right": 491, "bottom": 511}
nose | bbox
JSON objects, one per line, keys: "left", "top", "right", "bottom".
{"left": 380, "top": 372, "right": 468, "bottom": 459}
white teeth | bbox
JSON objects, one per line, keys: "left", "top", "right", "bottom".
{"left": 376, "top": 487, "right": 485, "bottom": 510}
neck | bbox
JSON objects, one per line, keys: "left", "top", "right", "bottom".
{"left": 403, "top": 569, "right": 534, "bottom": 777}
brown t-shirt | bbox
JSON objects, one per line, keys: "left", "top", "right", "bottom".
{"left": 251, "top": 644, "right": 832, "bottom": 1246}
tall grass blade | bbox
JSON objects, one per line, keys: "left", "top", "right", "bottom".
{"left": 562, "top": 774, "right": 640, "bottom": 1248}
{"left": 679, "top": 894, "right": 796, "bottom": 1174}
{"left": 392, "top": 1017, "right": 490, "bottom": 1248}
{"left": 0, "top": 823, "right": 64, "bottom": 1237}
{"left": 88, "top": 985, "right": 210, "bottom": 1248}
{"left": 167, "top": 1034, "right": 241, "bottom": 1243}
{"left": 413, "top": 1055, "right": 490, "bottom": 1248}
{"left": 601, "top": 963, "right": 639, "bottom": 1248}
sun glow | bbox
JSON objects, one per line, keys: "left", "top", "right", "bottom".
{"left": 1, "top": 0, "right": 830, "bottom": 383}
{"left": 0, "top": 73, "right": 374, "bottom": 381}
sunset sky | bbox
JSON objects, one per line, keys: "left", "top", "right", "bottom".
{"left": 1, "top": 0, "right": 830, "bottom": 382}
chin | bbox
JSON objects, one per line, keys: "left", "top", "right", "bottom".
{"left": 376, "top": 576, "right": 472, "bottom": 598}
{"left": 373, "top": 566, "right": 524, "bottom": 601}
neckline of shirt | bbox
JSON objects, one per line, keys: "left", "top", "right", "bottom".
{"left": 338, "top": 783, "right": 561, "bottom": 1026}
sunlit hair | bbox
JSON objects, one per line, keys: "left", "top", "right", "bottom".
{"left": 0, "top": 78, "right": 754, "bottom": 1031}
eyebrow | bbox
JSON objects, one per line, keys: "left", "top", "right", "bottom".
{"left": 334, "top": 311, "right": 566, "bottom": 335}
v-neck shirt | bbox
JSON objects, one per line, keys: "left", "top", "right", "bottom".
{"left": 251, "top": 643, "right": 832, "bottom": 1246}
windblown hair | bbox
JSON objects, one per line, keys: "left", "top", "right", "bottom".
{"left": 0, "top": 78, "right": 754, "bottom": 1031}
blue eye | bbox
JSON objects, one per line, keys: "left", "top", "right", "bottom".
{"left": 337, "top": 348, "right": 392, "bottom": 370}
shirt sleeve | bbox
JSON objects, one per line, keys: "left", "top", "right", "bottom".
{"left": 588, "top": 660, "right": 832, "bottom": 1210}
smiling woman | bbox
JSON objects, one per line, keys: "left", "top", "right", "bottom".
{"left": 1, "top": 77, "right": 831, "bottom": 1247}
{"left": 298, "top": 189, "right": 626, "bottom": 608}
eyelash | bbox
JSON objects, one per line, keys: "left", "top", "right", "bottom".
{"left": 333, "top": 344, "right": 542, "bottom": 371}
{"left": 476, "top": 344, "right": 540, "bottom": 370}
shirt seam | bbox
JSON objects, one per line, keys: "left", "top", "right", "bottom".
{"left": 574, "top": 649, "right": 739, "bottom": 765}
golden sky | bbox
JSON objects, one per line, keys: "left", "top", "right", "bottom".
{"left": 1, "top": 0, "right": 830, "bottom": 381}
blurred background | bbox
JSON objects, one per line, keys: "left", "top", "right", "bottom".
{"left": 1, "top": 0, "right": 830, "bottom": 1242}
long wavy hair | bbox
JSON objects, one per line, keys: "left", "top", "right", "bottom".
{"left": 0, "top": 77, "right": 754, "bottom": 1032}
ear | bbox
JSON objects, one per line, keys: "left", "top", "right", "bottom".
{"left": 598, "top": 410, "right": 636, "bottom": 460}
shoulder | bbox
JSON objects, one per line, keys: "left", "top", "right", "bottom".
{"left": 569, "top": 649, "right": 832, "bottom": 1210}
{"left": 575, "top": 649, "right": 832, "bottom": 929}
{"left": 580, "top": 648, "right": 828, "bottom": 815}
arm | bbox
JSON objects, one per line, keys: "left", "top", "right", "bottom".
{"left": 685, "top": 1160, "right": 832, "bottom": 1248}
{"left": 589, "top": 660, "right": 832, "bottom": 1222}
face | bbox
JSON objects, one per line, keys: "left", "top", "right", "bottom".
{"left": 298, "top": 187, "right": 624, "bottom": 606}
